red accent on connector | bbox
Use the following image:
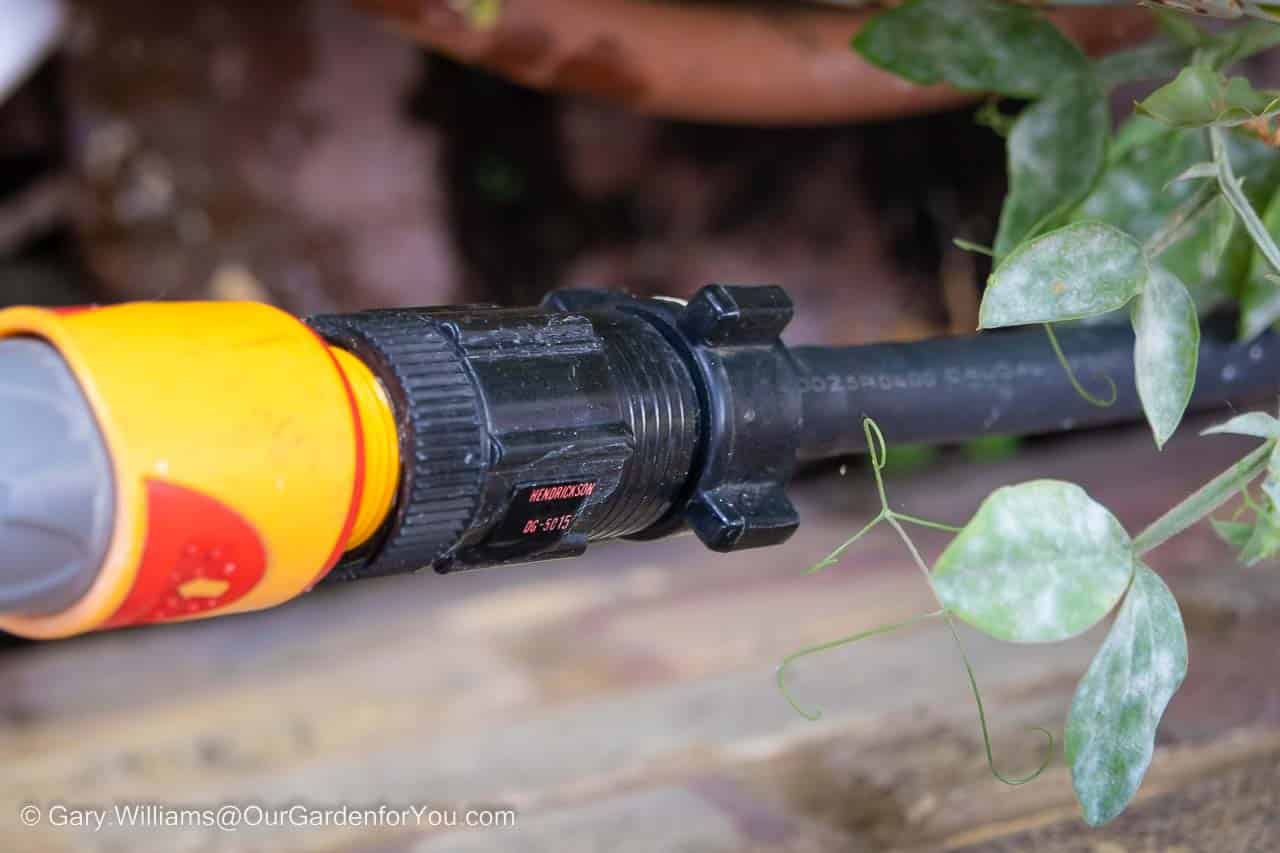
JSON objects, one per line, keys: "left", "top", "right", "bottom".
{"left": 103, "top": 480, "right": 267, "bottom": 627}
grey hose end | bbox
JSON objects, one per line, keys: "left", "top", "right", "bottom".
{"left": 0, "top": 337, "right": 113, "bottom": 616}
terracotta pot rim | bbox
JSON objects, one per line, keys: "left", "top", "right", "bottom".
{"left": 357, "top": 0, "right": 1155, "bottom": 125}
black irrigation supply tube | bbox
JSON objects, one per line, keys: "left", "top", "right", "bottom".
{"left": 793, "top": 313, "right": 1278, "bottom": 459}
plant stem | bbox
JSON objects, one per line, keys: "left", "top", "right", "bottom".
{"left": 788, "top": 416, "right": 1054, "bottom": 784}
{"left": 1044, "top": 323, "right": 1118, "bottom": 408}
{"left": 954, "top": 237, "right": 994, "bottom": 257}
{"left": 1212, "top": 125, "right": 1280, "bottom": 278}
{"left": 942, "top": 613, "right": 1053, "bottom": 786}
{"left": 807, "top": 512, "right": 885, "bottom": 574}
{"left": 1133, "top": 441, "right": 1273, "bottom": 554}
{"left": 1144, "top": 180, "right": 1219, "bottom": 259}
{"left": 893, "top": 513, "right": 963, "bottom": 534}
{"left": 884, "top": 508, "right": 1051, "bottom": 786}
{"left": 775, "top": 609, "right": 944, "bottom": 721}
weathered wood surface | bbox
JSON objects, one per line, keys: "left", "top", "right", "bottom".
{"left": 2, "top": 418, "right": 1279, "bottom": 852}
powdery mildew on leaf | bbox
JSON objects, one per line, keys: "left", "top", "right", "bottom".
{"left": 1131, "top": 267, "right": 1200, "bottom": 449}
{"left": 1066, "top": 564, "right": 1188, "bottom": 826}
{"left": 1138, "top": 65, "right": 1280, "bottom": 129}
{"left": 1202, "top": 410, "right": 1280, "bottom": 439}
{"left": 1069, "top": 118, "right": 1276, "bottom": 310}
{"left": 1072, "top": 119, "right": 1210, "bottom": 246}
{"left": 1242, "top": 285, "right": 1280, "bottom": 340}
{"left": 981, "top": 223, "right": 1148, "bottom": 328}
{"left": 852, "top": 0, "right": 1087, "bottom": 98}
{"left": 932, "top": 480, "right": 1135, "bottom": 643}
{"left": 994, "top": 83, "right": 1109, "bottom": 260}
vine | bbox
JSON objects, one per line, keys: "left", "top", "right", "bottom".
{"left": 780, "top": 0, "right": 1280, "bottom": 828}
{"left": 781, "top": 412, "right": 1280, "bottom": 825}
{"left": 777, "top": 419, "right": 1054, "bottom": 786}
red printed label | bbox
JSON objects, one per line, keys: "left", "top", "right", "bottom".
{"left": 104, "top": 480, "right": 267, "bottom": 627}
{"left": 487, "top": 480, "right": 597, "bottom": 551}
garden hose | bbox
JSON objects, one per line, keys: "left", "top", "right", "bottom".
{"left": 0, "top": 285, "right": 1277, "bottom": 639}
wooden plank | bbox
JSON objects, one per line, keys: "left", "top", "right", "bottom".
{"left": 1, "top": 419, "right": 1277, "bottom": 851}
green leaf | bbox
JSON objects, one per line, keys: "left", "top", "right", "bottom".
{"left": 1073, "top": 119, "right": 1209, "bottom": 240}
{"left": 1131, "top": 267, "right": 1200, "bottom": 449}
{"left": 1110, "top": 114, "right": 1177, "bottom": 161}
{"left": 933, "top": 480, "right": 1135, "bottom": 643}
{"left": 1171, "top": 162, "right": 1218, "bottom": 184}
{"left": 851, "top": 0, "right": 1088, "bottom": 98}
{"left": 1201, "top": 411, "right": 1280, "bottom": 439}
{"left": 981, "top": 223, "right": 1147, "bottom": 328}
{"left": 1138, "top": 65, "right": 1280, "bottom": 129}
{"left": 1239, "top": 185, "right": 1280, "bottom": 340}
{"left": 1067, "top": 563, "right": 1187, "bottom": 827}
{"left": 1154, "top": 8, "right": 1208, "bottom": 49}
{"left": 1240, "top": 273, "right": 1280, "bottom": 340}
{"left": 1069, "top": 120, "right": 1279, "bottom": 311}
{"left": 1213, "top": 518, "right": 1256, "bottom": 550}
{"left": 1095, "top": 39, "right": 1192, "bottom": 91}
{"left": 1209, "top": 195, "right": 1237, "bottom": 266}
{"left": 1239, "top": 509, "right": 1280, "bottom": 566}
{"left": 1204, "top": 19, "right": 1280, "bottom": 68}
{"left": 993, "top": 83, "right": 1109, "bottom": 260}
{"left": 1265, "top": 442, "right": 1280, "bottom": 504}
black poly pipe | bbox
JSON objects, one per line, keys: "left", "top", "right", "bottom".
{"left": 791, "top": 319, "right": 1280, "bottom": 460}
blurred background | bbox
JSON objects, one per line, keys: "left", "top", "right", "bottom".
{"left": 1, "top": 0, "right": 1122, "bottom": 340}
{"left": 2, "top": 2, "right": 1280, "bottom": 851}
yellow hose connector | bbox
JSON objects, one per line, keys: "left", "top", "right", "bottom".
{"left": 330, "top": 347, "right": 400, "bottom": 550}
{"left": 0, "top": 302, "right": 400, "bottom": 638}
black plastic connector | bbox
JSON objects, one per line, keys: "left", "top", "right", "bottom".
{"left": 308, "top": 284, "right": 802, "bottom": 581}
{"left": 607, "top": 284, "right": 802, "bottom": 551}
{"left": 306, "top": 311, "right": 487, "bottom": 580}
